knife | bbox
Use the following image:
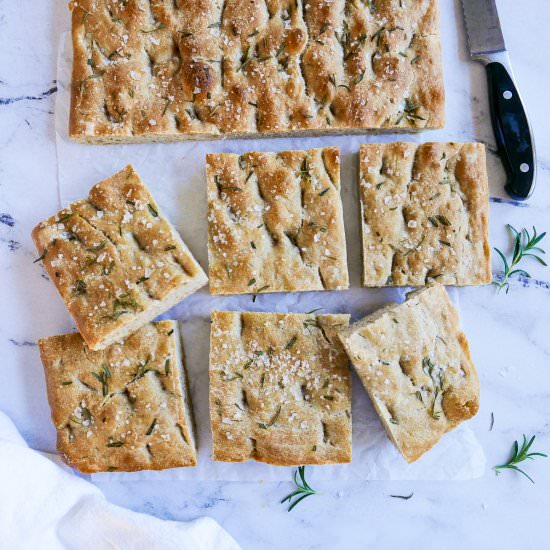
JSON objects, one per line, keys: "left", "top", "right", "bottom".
{"left": 461, "top": 0, "right": 536, "bottom": 199}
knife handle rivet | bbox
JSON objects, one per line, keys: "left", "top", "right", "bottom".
{"left": 520, "top": 163, "right": 530, "bottom": 173}
{"left": 503, "top": 90, "right": 513, "bottom": 100}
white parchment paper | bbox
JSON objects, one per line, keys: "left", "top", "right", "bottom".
{"left": 56, "top": 33, "right": 486, "bottom": 481}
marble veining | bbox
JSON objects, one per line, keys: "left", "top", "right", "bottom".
{"left": 1, "top": 0, "right": 550, "bottom": 548}
{"left": 0, "top": 85, "right": 57, "bottom": 106}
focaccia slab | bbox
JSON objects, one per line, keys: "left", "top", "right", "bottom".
{"left": 359, "top": 142, "right": 491, "bottom": 286}
{"left": 207, "top": 147, "right": 349, "bottom": 295}
{"left": 338, "top": 284, "right": 479, "bottom": 463}
{"left": 209, "top": 311, "right": 351, "bottom": 465}
{"left": 32, "top": 165, "right": 207, "bottom": 350}
{"left": 69, "top": 0, "right": 444, "bottom": 143}
{"left": 38, "top": 321, "right": 197, "bottom": 473}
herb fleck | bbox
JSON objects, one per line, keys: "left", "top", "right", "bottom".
{"left": 285, "top": 335, "right": 297, "bottom": 350}
{"left": 146, "top": 418, "right": 157, "bottom": 435}
{"left": 74, "top": 279, "right": 87, "bottom": 296}
{"left": 258, "top": 405, "right": 281, "bottom": 429}
{"left": 86, "top": 240, "right": 107, "bottom": 252}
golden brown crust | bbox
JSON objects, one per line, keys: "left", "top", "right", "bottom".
{"left": 69, "top": 0, "right": 444, "bottom": 143}
{"left": 38, "top": 321, "right": 197, "bottom": 473}
{"left": 32, "top": 165, "right": 207, "bottom": 351}
{"left": 338, "top": 284, "right": 479, "bottom": 463}
{"left": 206, "top": 147, "right": 349, "bottom": 295}
{"left": 358, "top": 142, "right": 491, "bottom": 286}
{"left": 209, "top": 311, "right": 351, "bottom": 465}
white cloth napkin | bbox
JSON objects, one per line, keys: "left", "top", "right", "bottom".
{"left": 0, "top": 411, "right": 241, "bottom": 550}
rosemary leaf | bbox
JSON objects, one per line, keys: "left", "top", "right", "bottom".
{"left": 86, "top": 240, "right": 107, "bottom": 252}
{"left": 140, "top": 24, "right": 166, "bottom": 33}
{"left": 390, "top": 492, "right": 414, "bottom": 500}
{"left": 223, "top": 372, "right": 243, "bottom": 381}
{"left": 285, "top": 335, "right": 297, "bottom": 350}
{"left": 258, "top": 406, "right": 281, "bottom": 429}
{"left": 33, "top": 250, "right": 47, "bottom": 263}
{"left": 146, "top": 418, "right": 158, "bottom": 436}
{"left": 131, "top": 355, "right": 152, "bottom": 383}
{"left": 58, "top": 212, "right": 75, "bottom": 224}
{"left": 74, "top": 279, "right": 87, "bottom": 296}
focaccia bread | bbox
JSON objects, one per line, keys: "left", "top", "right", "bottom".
{"left": 32, "top": 165, "right": 207, "bottom": 351}
{"left": 358, "top": 142, "right": 491, "bottom": 286}
{"left": 338, "top": 284, "right": 479, "bottom": 463}
{"left": 209, "top": 311, "right": 351, "bottom": 465}
{"left": 69, "top": 0, "right": 444, "bottom": 143}
{"left": 207, "top": 147, "right": 349, "bottom": 295}
{"left": 38, "top": 321, "right": 197, "bottom": 473}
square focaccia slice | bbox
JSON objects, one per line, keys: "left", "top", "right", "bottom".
{"left": 209, "top": 311, "right": 351, "bottom": 465}
{"left": 38, "top": 321, "right": 196, "bottom": 473}
{"left": 338, "top": 284, "right": 479, "bottom": 463}
{"left": 359, "top": 142, "right": 491, "bottom": 286}
{"left": 206, "top": 147, "right": 349, "bottom": 295}
{"left": 32, "top": 165, "right": 207, "bottom": 350}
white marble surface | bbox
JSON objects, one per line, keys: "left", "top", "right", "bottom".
{"left": 1, "top": 1, "right": 550, "bottom": 548}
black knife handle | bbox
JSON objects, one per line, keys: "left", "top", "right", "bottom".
{"left": 486, "top": 61, "right": 535, "bottom": 200}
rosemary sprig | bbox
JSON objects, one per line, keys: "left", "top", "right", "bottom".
{"left": 109, "top": 293, "right": 140, "bottom": 320}
{"left": 280, "top": 466, "right": 319, "bottom": 511}
{"left": 422, "top": 356, "right": 444, "bottom": 420}
{"left": 494, "top": 225, "right": 547, "bottom": 293}
{"left": 494, "top": 434, "right": 547, "bottom": 483}
{"left": 91, "top": 364, "right": 111, "bottom": 396}
{"left": 396, "top": 99, "right": 425, "bottom": 125}
{"left": 390, "top": 492, "right": 414, "bottom": 500}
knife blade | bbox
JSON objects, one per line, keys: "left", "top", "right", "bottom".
{"left": 461, "top": 0, "right": 536, "bottom": 199}
{"left": 462, "top": 0, "right": 505, "bottom": 58}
